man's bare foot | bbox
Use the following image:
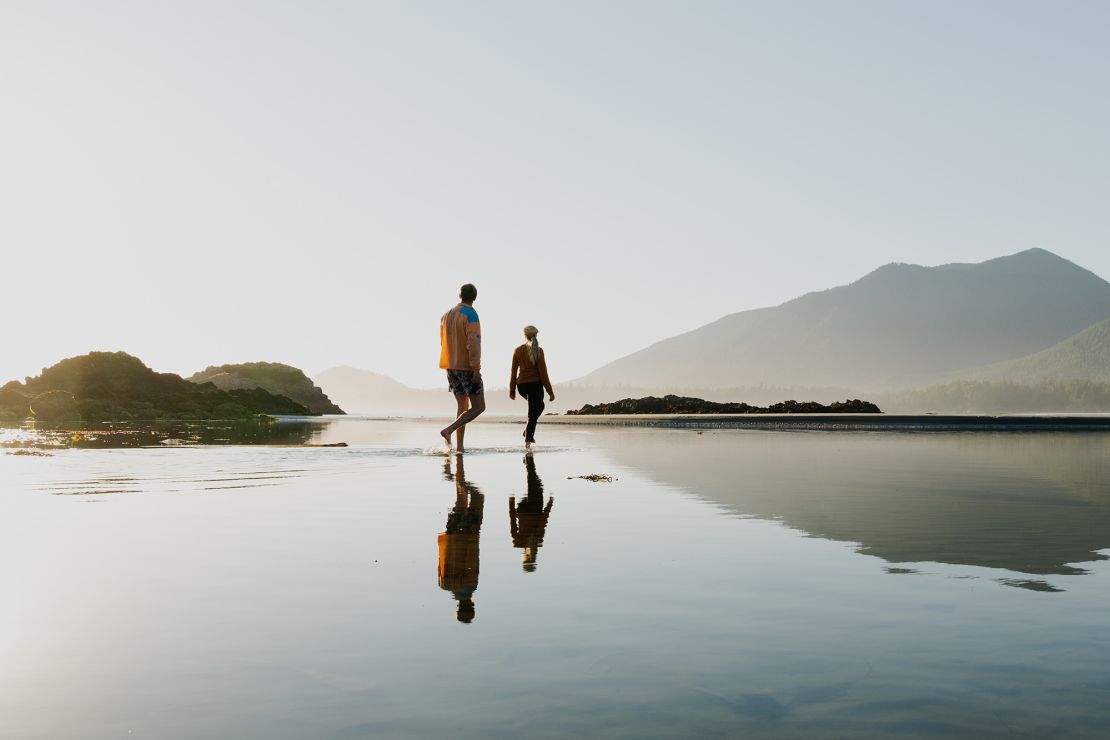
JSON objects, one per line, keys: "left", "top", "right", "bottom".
{"left": 440, "top": 430, "right": 452, "bottom": 450}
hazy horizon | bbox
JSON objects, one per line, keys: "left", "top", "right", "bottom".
{"left": 5, "top": 2, "right": 1110, "bottom": 388}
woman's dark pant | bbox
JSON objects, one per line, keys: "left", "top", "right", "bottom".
{"left": 518, "top": 382, "right": 545, "bottom": 442}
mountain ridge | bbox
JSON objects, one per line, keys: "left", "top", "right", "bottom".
{"left": 577, "top": 248, "right": 1110, "bottom": 390}
{"left": 951, "top": 317, "right": 1110, "bottom": 383}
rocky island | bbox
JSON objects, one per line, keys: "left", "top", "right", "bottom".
{"left": 189, "top": 362, "right": 344, "bottom": 415}
{"left": 567, "top": 395, "right": 881, "bottom": 415}
{"left": 0, "top": 352, "right": 313, "bottom": 423}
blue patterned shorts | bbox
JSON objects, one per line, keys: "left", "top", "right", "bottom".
{"left": 446, "top": 369, "right": 484, "bottom": 396}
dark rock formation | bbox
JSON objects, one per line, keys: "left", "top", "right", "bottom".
{"left": 189, "top": 362, "right": 345, "bottom": 415}
{"left": 0, "top": 351, "right": 311, "bottom": 423}
{"left": 566, "top": 395, "right": 880, "bottom": 415}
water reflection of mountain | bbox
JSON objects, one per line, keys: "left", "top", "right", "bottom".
{"left": 8, "top": 419, "right": 320, "bottom": 448}
{"left": 599, "top": 430, "right": 1110, "bottom": 578}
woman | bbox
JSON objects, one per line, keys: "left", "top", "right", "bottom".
{"left": 509, "top": 325, "right": 555, "bottom": 449}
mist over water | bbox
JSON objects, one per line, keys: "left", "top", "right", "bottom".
{"left": 3, "top": 419, "right": 1109, "bottom": 738}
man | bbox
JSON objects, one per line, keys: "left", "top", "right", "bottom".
{"left": 439, "top": 283, "right": 485, "bottom": 452}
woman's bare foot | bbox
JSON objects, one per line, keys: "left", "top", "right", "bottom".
{"left": 440, "top": 430, "right": 452, "bottom": 451}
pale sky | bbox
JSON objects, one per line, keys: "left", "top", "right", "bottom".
{"left": 3, "top": 1, "right": 1108, "bottom": 389}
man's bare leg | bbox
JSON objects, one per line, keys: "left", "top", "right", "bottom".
{"left": 440, "top": 393, "right": 486, "bottom": 453}
{"left": 454, "top": 395, "right": 468, "bottom": 452}
{"left": 441, "top": 395, "right": 468, "bottom": 450}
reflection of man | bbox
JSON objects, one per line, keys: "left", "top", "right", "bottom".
{"left": 438, "top": 454, "right": 484, "bottom": 623}
{"left": 509, "top": 455, "right": 554, "bottom": 572}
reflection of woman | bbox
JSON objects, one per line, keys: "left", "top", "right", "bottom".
{"left": 438, "top": 455, "right": 484, "bottom": 623}
{"left": 509, "top": 454, "right": 554, "bottom": 572}
{"left": 509, "top": 325, "right": 555, "bottom": 450}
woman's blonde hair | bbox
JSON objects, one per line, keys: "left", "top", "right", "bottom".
{"left": 523, "top": 325, "right": 540, "bottom": 365}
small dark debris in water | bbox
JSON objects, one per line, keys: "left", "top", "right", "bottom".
{"left": 696, "top": 431, "right": 703, "bottom": 435}
{"left": 884, "top": 567, "right": 920, "bottom": 575}
{"left": 569, "top": 474, "right": 616, "bottom": 482}
{"left": 7, "top": 449, "right": 53, "bottom": 457}
{"left": 307, "top": 442, "right": 348, "bottom": 447}
{"left": 52, "top": 489, "right": 131, "bottom": 496}
{"left": 999, "top": 578, "right": 1063, "bottom": 593}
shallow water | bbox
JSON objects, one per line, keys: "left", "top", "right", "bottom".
{"left": 3, "top": 419, "right": 1110, "bottom": 738}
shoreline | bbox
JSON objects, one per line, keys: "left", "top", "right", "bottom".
{"left": 479, "top": 413, "right": 1110, "bottom": 431}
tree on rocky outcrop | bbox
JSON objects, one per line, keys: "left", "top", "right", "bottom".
{"left": 1, "top": 351, "right": 312, "bottom": 423}
{"left": 188, "top": 362, "right": 345, "bottom": 414}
